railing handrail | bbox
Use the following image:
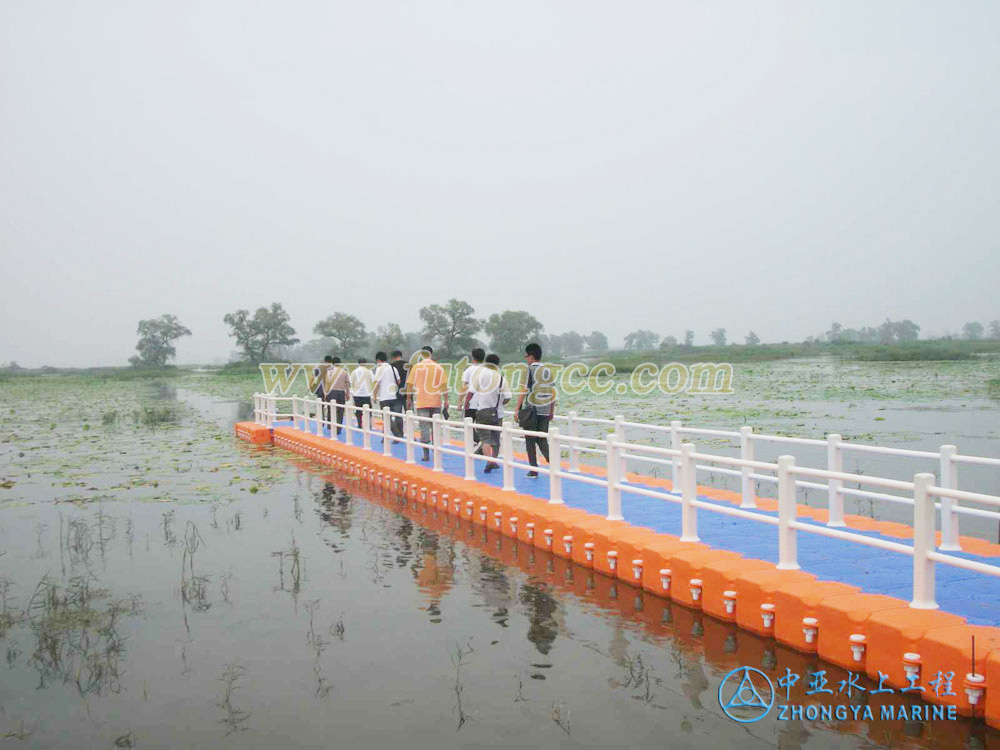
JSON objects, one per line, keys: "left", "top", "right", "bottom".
{"left": 257, "top": 393, "right": 1000, "bottom": 612}
{"left": 259, "top": 390, "right": 997, "bottom": 472}
{"left": 255, "top": 391, "right": 999, "bottom": 546}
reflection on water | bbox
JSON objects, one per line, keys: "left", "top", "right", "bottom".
{"left": 0, "top": 384, "right": 997, "bottom": 749}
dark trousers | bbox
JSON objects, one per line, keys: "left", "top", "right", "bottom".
{"left": 327, "top": 390, "right": 346, "bottom": 434}
{"left": 380, "top": 399, "right": 404, "bottom": 438}
{"left": 353, "top": 396, "right": 372, "bottom": 428}
{"left": 526, "top": 415, "right": 551, "bottom": 467}
{"left": 465, "top": 408, "right": 483, "bottom": 453}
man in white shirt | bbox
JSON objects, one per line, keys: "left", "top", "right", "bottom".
{"left": 349, "top": 358, "right": 374, "bottom": 429}
{"left": 460, "top": 348, "right": 485, "bottom": 420}
{"left": 471, "top": 354, "right": 511, "bottom": 473}
{"left": 372, "top": 351, "right": 403, "bottom": 437}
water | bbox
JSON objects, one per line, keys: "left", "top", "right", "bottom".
{"left": 0, "top": 376, "right": 997, "bottom": 748}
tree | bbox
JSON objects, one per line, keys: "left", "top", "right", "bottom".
{"left": 560, "top": 331, "right": 585, "bottom": 356}
{"left": 963, "top": 321, "right": 984, "bottom": 340}
{"left": 585, "top": 331, "right": 609, "bottom": 352}
{"left": 988, "top": 320, "right": 1000, "bottom": 340}
{"left": 484, "top": 310, "right": 543, "bottom": 354}
{"left": 745, "top": 331, "right": 760, "bottom": 346}
{"left": 710, "top": 328, "right": 727, "bottom": 346}
{"left": 129, "top": 314, "right": 191, "bottom": 367}
{"left": 623, "top": 330, "right": 660, "bottom": 351}
{"left": 418, "top": 299, "right": 481, "bottom": 357}
{"left": 683, "top": 330, "right": 695, "bottom": 347}
{"left": 224, "top": 303, "right": 298, "bottom": 362}
{"left": 659, "top": 335, "right": 678, "bottom": 350}
{"left": 376, "top": 322, "right": 406, "bottom": 352}
{"left": 893, "top": 319, "right": 920, "bottom": 342}
{"left": 313, "top": 312, "right": 367, "bottom": 358}
{"left": 877, "top": 318, "right": 896, "bottom": 345}
{"left": 826, "top": 322, "right": 844, "bottom": 343}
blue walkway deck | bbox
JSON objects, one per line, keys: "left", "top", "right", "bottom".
{"left": 285, "top": 420, "right": 1000, "bottom": 626}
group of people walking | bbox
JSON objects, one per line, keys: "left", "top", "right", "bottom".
{"left": 313, "top": 343, "right": 555, "bottom": 476}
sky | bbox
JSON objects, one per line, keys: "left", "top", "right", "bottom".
{"left": 1, "top": 1, "right": 998, "bottom": 367}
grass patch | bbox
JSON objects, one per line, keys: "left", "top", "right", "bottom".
{"left": 132, "top": 406, "right": 178, "bottom": 426}
{"left": 848, "top": 343, "right": 977, "bottom": 362}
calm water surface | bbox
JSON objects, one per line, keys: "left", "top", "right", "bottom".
{"left": 0, "top": 377, "right": 996, "bottom": 748}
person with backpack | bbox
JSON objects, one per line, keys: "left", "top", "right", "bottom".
{"left": 472, "top": 353, "right": 510, "bottom": 473}
{"left": 314, "top": 356, "right": 332, "bottom": 427}
{"left": 460, "top": 348, "right": 485, "bottom": 420}
{"left": 514, "top": 342, "right": 556, "bottom": 477}
{"left": 373, "top": 351, "right": 403, "bottom": 438}
{"left": 390, "top": 350, "right": 408, "bottom": 437}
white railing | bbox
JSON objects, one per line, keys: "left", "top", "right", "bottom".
{"left": 251, "top": 392, "right": 1000, "bottom": 611}
{"left": 500, "top": 410, "right": 999, "bottom": 553}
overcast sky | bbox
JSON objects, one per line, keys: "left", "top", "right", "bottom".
{"left": 1, "top": 1, "right": 998, "bottom": 367}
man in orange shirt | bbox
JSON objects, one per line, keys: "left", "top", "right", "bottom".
{"left": 406, "top": 346, "right": 450, "bottom": 461}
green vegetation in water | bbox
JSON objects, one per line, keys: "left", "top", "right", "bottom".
{"left": 596, "top": 339, "right": 1000, "bottom": 370}
{"left": 847, "top": 342, "right": 988, "bottom": 362}
{"left": 22, "top": 575, "right": 142, "bottom": 696}
{"left": 132, "top": 406, "right": 178, "bottom": 426}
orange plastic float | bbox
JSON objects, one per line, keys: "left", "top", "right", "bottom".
{"left": 864, "top": 608, "right": 967, "bottom": 688}
{"left": 238, "top": 423, "right": 1000, "bottom": 729}
{"left": 771, "top": 579, "right": 861, "bottom": 653}
{"left": 916, "top": 624, "right": 999, "bottom": 716}
{"left": 734, "top": 568, "right": 817, "bottom": 637}
{"left": 698, "top": 554, "right": 775, "bottom": 622}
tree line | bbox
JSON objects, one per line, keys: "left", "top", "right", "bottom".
{"left": 812, "top": 319, "right": 1000, "bottom": 345}
{"left": 125, "top": 305, "right": 1000, "bottom": 367}
{"left": 126, "top": 300, "right": 612, "bottom": 366}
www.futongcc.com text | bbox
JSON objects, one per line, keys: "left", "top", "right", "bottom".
{"left": 258, "top": 359, "right": 734, "bottom": 396}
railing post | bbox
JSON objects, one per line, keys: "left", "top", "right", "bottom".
{"left": 777, "top": 455, "right": 799, "bottom": 570}
{"left": 404, "top": 410, "right": 415, "bottom": 464}
{"left": 362, "top": 405, "right": 372, "bottom": 451}
{"left": 431, "top": 412, "right": 443, "bottom": 472}
{"left": 266, "top": 394, "right": 275, "bottom": 427}
{"left": 680, "top": 442, "right": 699, "bottom": 542}
{"left": 670, "top": 420, "right": 682, "bottom": 490}
{"left": 291, "top": 396, "right": 299, "bottom": 430}
{"left": 312, "top": 398, "right": 321, "bottom": 435}
{"left": 382, "top": 406, "right": 392, "bottom": 456}
{"left": 463, "top": 417, "right": 475, "bottom": 480}
{"left": 606, "top": 434, "right": 623, "bottom": 520}
{"left": 739, "top": 426, "right": 756, "bottom": 509}
{"left": 938, "top": 445, "right": 960, "bottom": 551}
{"left": 501, "top": 423, "right": 514, "bottom": 491}
{"left": 549, "top": 427, "right": 563, "bottom": 504}
{"left": 911, "top": 472, "right": 939, "bottom": 609}
{"left": 343, "top": 402, "right": 354, "bottom": 444}
{"left": 826, "top": 434, "right": 846, "bottom": 527}
{"left": 568, "top": 411, "right": 580, "bottom": 472}
{"left": 614, "top": 415, "right": 627, "bottom": 479}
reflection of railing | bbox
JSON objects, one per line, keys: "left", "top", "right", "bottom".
{"left": 252, "top": 392, "right": 1000, "bottom": 612}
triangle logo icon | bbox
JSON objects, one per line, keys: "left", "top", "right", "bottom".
{"left": 723, "top": 669, "right": 770, "bottom": 710}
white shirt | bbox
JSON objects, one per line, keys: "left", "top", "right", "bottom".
{"left": 462, "top": 363, "right": 481, "bottom": 404}
{"left": 469, "top": 366, "right": 511, "bottom": 415}
{"left": 372, "top": 362, "right": 399, "bottom": 402}
{"left": 350, "top": 365, "right": 374, "bottom": 398}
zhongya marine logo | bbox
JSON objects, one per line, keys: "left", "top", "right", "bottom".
{"left": 718, "top": 667, "right": 775, "bottom": 723}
